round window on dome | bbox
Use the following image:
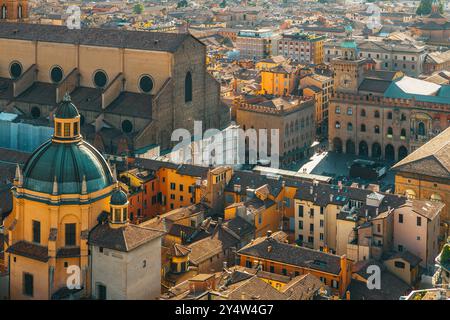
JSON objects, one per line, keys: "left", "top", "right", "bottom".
{"left": 93, "top": 70, "right": 108, "bottom": 88}
{"left": 10, "top": 62, "right": 23, "bottom": 79}
{"left": 122, "top": 120, "right": 133, "bottom": 133}
{"left": 50, "top": 66, "right": 64, "bottom": 83}
{"left": 31, "top": 106, "right": 41, "bottom": 119}
{"left": 139, "top": 75, "right": 154, "bottom": 93}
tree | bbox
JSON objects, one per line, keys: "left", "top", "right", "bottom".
{"left": 177, "top": 0, "right": 188, "bottom": 8}
{"left": 416, "top": 0, "right": 444, "bottom": 15}
{"left": 133, "top": 3, "right": 144, "bottom": 14}
{"left": 219, "top": 0, "right": 227, "bottom": 8}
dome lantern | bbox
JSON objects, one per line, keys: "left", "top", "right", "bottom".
{"left": 109, "top": 186, "right": 129, "bottom": 226}
{"left": 53, "top": 92, "right": 81, "bottom": 142}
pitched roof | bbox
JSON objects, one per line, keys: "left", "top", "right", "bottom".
{"left": 88, "top": 223, "right": 164, "bottom": 252}
{"left": 395, "top": 199, "right": 444, "bottom": 221}
{"left": 392, "top": 127, "right": 450, "bottom": 179}
{"left": 385, "top": 250, "right": 422, "bottom": 267}
{"left": 226, "top": 276, "right": 287, "bottom": 300}
{"left": 0, "top": 22, "right": 192, "bottom": 53}
{"left": 7, "top": 241, "right": 49, "bottom": 262}
{"left": 425, "top": 50, "right": 450, "bottom": 65}
{"left": 280, "top": 273, "right": 325, "bottom": 300}
{"left": 237, "top": 235, "right": 343, "bottom": 275}
{"left": 187, "top": 223, "right": 240, "bottom": 265}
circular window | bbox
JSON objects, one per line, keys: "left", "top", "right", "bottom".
{"left": 50, "top": 66, "right": 63, "bottom": 83}
{"left": 121, "top": 120, "right": 133, "bottom": 133}
{"left": 31, "top": 106, "right": 41, "bottom": 119}
{"left": 93, "top": 70, "right": 108, "bottom": 88}
{"left": 139, "top": 75, "right": 154, "bottom": 93}
{"left": 10, "top": 62, "right": 23, "bottom": 79}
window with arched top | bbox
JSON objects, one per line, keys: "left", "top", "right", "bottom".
{"left": 360, "top": 124, "right": 366, "bottom": 132}
{"left": 360, "top": 109, "right": 366, "bottom": 117}
{"left": 185, "top": 72, "right": 192, "bottom": 103}
{"left": 9, "top": 61, "right": 22, "bottom": 79}
{"left": 401, "top": 128, "right": 406, "bottom": 138}
{"left": 387, "top": 127, "right": 393, "bottom": 136}
{"left": 374, "top": 110, "right": 380, "bottom": 118}
{"left": 347, "top": 122, "right": 353, "bottom": 131}
{"left": 335, "top": 121, "right": 341, "bottom": 129}
{"left": 1, "top": 5, "right": 7, "bottom": 19}
{"left": 418, "top": 122, "right": 426, "bottom": 136}
{"left": 374, "top": 125, "right": 380, "bottom": 134}
{"left": 387, "top": 112, "right": 393, "bottom": 120}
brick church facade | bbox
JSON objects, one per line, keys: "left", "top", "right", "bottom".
{"left": 0, "top": 22, "right": 229, "bottom": 155}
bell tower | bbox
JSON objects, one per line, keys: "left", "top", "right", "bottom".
{"left": 0, "top": 0, "right": 28, "bottom": 21}
{"left": 331, "top": 25, "right": 367, "bottom": 94}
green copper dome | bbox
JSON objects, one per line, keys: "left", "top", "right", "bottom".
{"left": 22, "top": 140, "right": 114, "bottom": 195}
{"left": 110, "top": 188, "right": 128, "bottom": 205}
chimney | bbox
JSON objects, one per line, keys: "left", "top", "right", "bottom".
{"left": 266, "top": 230, "right": 272, "bottom": 238}
{"left": 329, "top": 194, "right": 334, "bottom": 202}
{"left": 310, "top": 186, "right": 313, "bottom": 195}
{"left": 223, "top": 261, "right": 228, "bottom": 271}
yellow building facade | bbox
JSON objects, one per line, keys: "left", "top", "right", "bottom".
{"left": 260, "top": 65, "right": 298, "bottom": 96}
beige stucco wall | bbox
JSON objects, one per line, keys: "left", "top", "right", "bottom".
{"left": 336, "top": 219, "right": 356, "bottom": 257}
{"left": 91, "top": 235, "right": 162, "bottom": 300}
{"left": 393, "top": 207, "right": 440, "bottom": 268}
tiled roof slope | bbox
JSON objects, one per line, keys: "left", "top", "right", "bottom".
{"left": 392, "top": 127, "right": 450, "bottom": 179}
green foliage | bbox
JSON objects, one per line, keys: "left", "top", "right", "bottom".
{"left": 133, "top": 3, "right": 144, "bottom": 14}
{"left": 177, "top": 0, "right": 188, "bottom": 8}
{"left": 416, "top": 0, "right": 444, "bottom": 15}
{"left": 220, "top": 0, "right": 227, "bottom": 8}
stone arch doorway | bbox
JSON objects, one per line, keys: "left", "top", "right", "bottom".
{"left": 332, "top": 137, "right": 343, "bottom": 153}
{"left": 398, "top": 146, "right": 408, "bottom": 161}
{"left": 346, "top": 139, "right": 355, "bottom": 155}
{"left": 372, "top": 142, "right": 381, "bottom": 158}
{"left": 385, "top": 144, "right": 395, "bottom": 161}
{"left": 359, "top": 141, "right": 368, "bottom": 157}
